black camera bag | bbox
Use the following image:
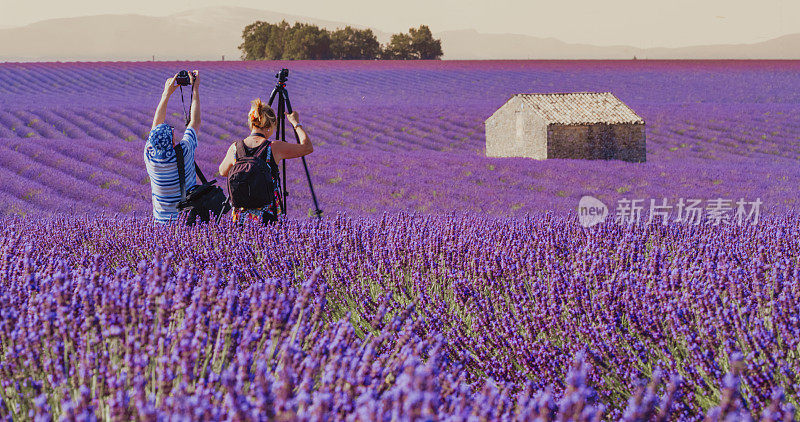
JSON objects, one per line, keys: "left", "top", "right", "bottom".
{"left": 175, "top": 143, "right": 231, "bottom": 225}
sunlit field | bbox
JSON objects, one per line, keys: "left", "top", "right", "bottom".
{"left": 1, "top": 60, "right": 799, "bottom": 420}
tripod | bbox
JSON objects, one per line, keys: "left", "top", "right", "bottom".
{"left": 267, "top": 69, "right": 323, "bottom": 218}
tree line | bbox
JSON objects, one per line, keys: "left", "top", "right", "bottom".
{"left": 238, "top": 21, "right": 443, "bottom": 60}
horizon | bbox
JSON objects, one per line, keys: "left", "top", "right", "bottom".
{"left": 6, "top": 59, "right": 800, "bottom": 65}
{"left": 0, "top": 1, "right": 797, "bottom": 49}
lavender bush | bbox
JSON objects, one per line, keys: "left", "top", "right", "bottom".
{"left": 1, "top": 213, "right": 798, "bottom": 419}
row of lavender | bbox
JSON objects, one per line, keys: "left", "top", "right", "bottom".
{"left": 1, "top": 214, "right": 797, "bottom": 419}
{"left": 2, "top": 103, "right": 799, "bottom": 218}
{"left": 4, "top": 60, "right": 800, "bottom": 108}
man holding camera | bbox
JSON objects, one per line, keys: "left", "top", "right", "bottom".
{"left": 144, "top": 70, "right": 201, "bottom": 223}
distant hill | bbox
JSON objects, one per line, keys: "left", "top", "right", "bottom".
{"left": 2, "top": 8, "right": 800, "bottom": 61}
{"left": 0, "top": 7, "right": 390, "bottom": 62}
{"left": 438, "top": 29, "right": 800, "bottom": 60}
{"left": 437, "top": 30, "right": 637, "bottom": 60}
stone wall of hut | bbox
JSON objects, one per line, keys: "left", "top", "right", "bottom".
{"left": 546, "top": 123, "right": 646, "bottom": 162}
{"left": 485, "top": 97, "right": 548, "bottom": 159}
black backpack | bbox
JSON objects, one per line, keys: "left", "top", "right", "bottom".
{"left": 175, "top": 143, "right": 231, "bottom": 225}
{"left": 227, "top": 138, "right": 281, "bottom": 211}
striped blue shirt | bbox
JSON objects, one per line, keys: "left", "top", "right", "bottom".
{"left": 144, "top": 127, "right": 198, "bottom": 223}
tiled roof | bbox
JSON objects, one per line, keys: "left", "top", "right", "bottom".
{"left": 515, "top": 92, "right": 644, "bottom": 125}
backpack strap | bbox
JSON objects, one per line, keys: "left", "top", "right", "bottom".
{"left": 235, "top": 138, "right": 246, "bottom": 161}
{"left": 236, "top": 138, "right": 272, "bottom": 161}
{"left": 253, "top": 140, "right": 272, "bottom": 160}
{"left": 265, "top": 144, "right": 282, "bottom": 203}
{"left": 175, "top": 143, "right": 186, "bottom": 201}
{"left": 194, "top": 163, "right": 209, "bottom": 185}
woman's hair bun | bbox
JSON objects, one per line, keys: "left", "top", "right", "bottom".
{"left": 249, "top": 98, "right": 275, "bottom": 129}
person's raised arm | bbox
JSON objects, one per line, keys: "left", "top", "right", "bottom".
{"left": 152, "top": 74, "right": 178, "bottom": 129}
{"left": 272, "top": 111, "right": 313, "bottom": 161}
{"left": 218, "top": 143, "right": 236, "bottom": 178}
{"left": 188, "top": 70, "right": 201, "bottom": 130}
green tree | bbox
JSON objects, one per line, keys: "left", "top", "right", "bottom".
{"left": 239, "top": 21, "right": 443, "bottom": 60}
{"left": 263, "top": 21, "right": 291, "bottom": 60}
{"left": 409, "top": 25, "right": 443, "bottom": 60}
{"left": 382, "top": 33, "right": 414, "bottom": 59}
{"left": 284, "top": 23, "right": 332, "bottom": 60}
{"left": 238, "top": 20, "right": 291, "bottom": 60}
{"left": 238, "top": 21, "right": 271, "bottom": 60}
{"left": 382, "top": 26, "right": 443, "bottom": 60}
{"left": 330, "top": 26, "right": 381, "bottom": 59}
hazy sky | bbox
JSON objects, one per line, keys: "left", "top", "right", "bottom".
{"left": 0, "top": 0, "right": 797, "bottom": 48}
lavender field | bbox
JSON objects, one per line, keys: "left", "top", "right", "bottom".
{"left": 1, "top": 60, "right": 800, "bottom": 420}
{"left": 1, "top": 60, "right": 800, "bottom": 217}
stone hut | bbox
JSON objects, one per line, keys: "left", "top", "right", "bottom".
{"left": 485, "top": 92, "right": 646, "bottom": 162}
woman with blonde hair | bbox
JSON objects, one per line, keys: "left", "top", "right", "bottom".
{"left": 218, "top": 98, "right": 313, "bottom": 225}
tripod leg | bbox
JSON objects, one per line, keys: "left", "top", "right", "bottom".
{"left": 283, "top": 93, "right": 293, "bottom": 114}
{"left": 280, "top": 88, "right": 323, "bottom": 218}
{"left": 277, "top": 91, "right": 288, "bottom": 214}
{"left": 299, "top": 156, "right": 322, "bottom": 216}
{"left": 267, "top": 86, "right": 289, "bottom": 215}
{"left": 267, "top": 87, "right": 279, "bottom": 106}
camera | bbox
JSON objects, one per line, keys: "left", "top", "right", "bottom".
{"left": 176, "top": 70, "right": 192, "bottom": 86}
{"left": 276, "top": 68, "right": 289, "bottom": 81}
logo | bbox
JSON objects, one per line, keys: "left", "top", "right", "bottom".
{"left": 575, "top": 196, "right": 762, "bottom": 226}
{"left": 578, "top": 196, "right": 608, "bottom": 228}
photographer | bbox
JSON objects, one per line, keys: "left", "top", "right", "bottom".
{"left": 218, "top": 98, "right": 313, "bottom": 225}
{"left": 144, "top": 70, "right": 201, "bottom": 223}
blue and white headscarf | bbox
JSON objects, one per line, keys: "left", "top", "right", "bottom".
{"left": 147, "top": 123, "right": 175, "bottom": 160}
